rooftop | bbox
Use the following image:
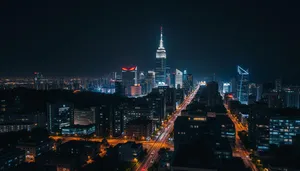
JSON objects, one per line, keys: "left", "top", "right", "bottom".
{"left": 58, "top": 140, "right": 100, "bottom": 149}
{"left": 172, "top": 142, "right": 216, "bottom": 169}
{"left": 126, "top": 118, "right": 152, "bottom": 126}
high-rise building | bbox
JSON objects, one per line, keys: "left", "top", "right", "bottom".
{"left": 115, "top": 79, "right": 125, "bottom": 96}
{"left": 175, "top": 69, "right": 183, "bottom": 89}
{"left": 95, "top": 104, "right": 124, "bottom": 137}
{"left": 155, "top": 27, "right": 167, "bottom": 86}
{"left": 283, "top": 88, "right": 300, "bottom": 109}
{"left": 166, "top": 66, "right": 171, "bottom": 86}
{"left": 230, "top": 78, "right": 237, "bottom": 95}
{"left": 256, "top": 84, "right": 263, "bottom": 101}
{"left": 145, "top": 71, "right": 155, "bottom": 94}
{"left": 222, "top": 83, "right": 231, "bottom": 94}
{"left": 139, "top": 71, "right": 145, "bottom": 83}
{"left": 275, "top": 78, "right": 282, "bottom": 92}
{"left": 183, "top": 70, "right": 193, "bottom": 95}
{"left": 183, "top": 70, "right": 187, "bottom": 81}
{"left": 207, "top": 81, "right": 222, "bottom": 107}
{"left": 121, "top": 66, "right": 137, "bottom": 96}
{"left": 187, "top": 74, "right": 193, "bottom": 89}
{"left": 237, "top": 66, "right": 249, "bottom": 105}
{"left": 47, "top": 102, "right": 74, "bottom": 134}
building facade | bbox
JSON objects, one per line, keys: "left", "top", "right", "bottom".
{"left": 121, "top": 66, "right": 137, "bottom": 96}
{"left": 237, "top": 66, "right": 249, "bottom": 105}
{"left": 47, "top": 102, "right": 74, "bottom": 134}
{"left": 155, "top": 27, "right": 167, "bottom": 86}
{"left": 175, "top": 69, "right": 183, "bottom": 89}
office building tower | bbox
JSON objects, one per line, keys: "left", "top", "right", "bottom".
{"left": 121, "top": 66, "right": 137, "bottom": 96}
{"left": 248, "top": 103, "right": 271, "bottom": 151}
{"left": 183, "top": 70, "right": 193, "bottom": 95}
{"left": 95, "top": 104, "right": 124, "bottom": 137}
{"left": 115, "top": 79, "right": 125, "bottom": 96}
{"left": 146, "top": 92, "right": 166, "bottom": 123}
{"left": 237, "top": 66, "right": 249, "bottom": 105}
{"left": 124, "top": 99, "right": 153, "bottom": 126}
{"left": 170, "top": 72, "right": 176, "bottom": 88}
{"left": 269, "top": 114, "right": 300, "bottom": 146}
{"left": 153, "top": 87, "right": 176, "bottom": 114}
{"left": 230, "top": 78, "right": 237, "bottom": 95}
{"left": 175, "top": 69, "right": 183, "bottom": 89}
{"left": 223, "top": 83, "right": 231, "bottom": 94}
{"left": 183, "top": 70, "right": 187, "bottom": 81}
{"left": 145, "top": 71, "right": 155, "bottom": 94}
{"left": 275, "top": 78, "right": 282, "bottom": 92}
{"left": 166, "top": 66, "right": 171, "bottom": 86}
{"left": 47, "top": 102, "right": 74, "bottom": 134}
{"left": 187, "top": 74, "right": 193, "bottom": 89}
{"left": 155, "top": 27, "right": 167, "bottom": 86}
{"left": 131, "top": 84, "right": 142, "bottom": 96}
{"left": 256, "top": 84, "right": 263, "bottom": 101}
{"left": 207, "top": 81, "right": 222, "bottom": 107}
{"left": 139, "top": 72, "right": 145, "bottom": 83}
{"left": 284, "top": 88, "right": 300, "bottom": 109}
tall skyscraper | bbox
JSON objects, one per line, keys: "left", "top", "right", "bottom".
{"left": 237, "top": 66, "right": 249, "bottom": 105}
{"left": 175, "top": 69, "right": 183, "bottom": 89}
{"left": 155, "top": 27, "right": 167, "bottom": 86}
{"left": 121, "top": 66, "right": 137, "bottom": 96}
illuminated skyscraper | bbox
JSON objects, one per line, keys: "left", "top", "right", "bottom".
{"left": 223, "top": 83, "right": 231, "bottom": 94}
{"left": 175, "top": 69, "right": 183, "bottom": 89}
{"left": 237, "top": 66, "right": 249, "bottom": 105}
{"left": 121, "top": 66, "right": 137, "bottom": 96}
{"left": 155, "top": 27, "right": 167, "bottom": 86}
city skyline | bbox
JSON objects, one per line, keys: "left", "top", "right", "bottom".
{"left": 0, "top": 1, "right": 299, "bottom": 84}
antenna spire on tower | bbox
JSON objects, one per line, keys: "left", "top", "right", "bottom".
{"left": 159, "top": 26, "right": 164, "bottom": 48}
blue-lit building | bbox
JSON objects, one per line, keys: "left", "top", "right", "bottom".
{"left": 283, "top": 88, "right": 300, "bottom": 109}
{"left": 61, "top": 124, "right": 95, "bottom": 136}
{"left": 237, "top": 66, "right": 249, "bottom": 105}
{"left": 269, "top": 116, "right": 300, "bottom": 146}
{"left": 155, "top": 27, "right": 167, "bottom": 86}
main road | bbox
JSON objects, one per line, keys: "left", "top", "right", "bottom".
{"left": 226, "top": 106, "right": 257, "bottom": 171}
{"left": 135, "top": 84, "right": 200, "bottom": 171}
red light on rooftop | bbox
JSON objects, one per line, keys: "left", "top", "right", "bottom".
{"left": 129, "top": 67, "right": 136, "bottom": 71}
{"left": 122, "top": 66, "right": 136, "bottom": 71}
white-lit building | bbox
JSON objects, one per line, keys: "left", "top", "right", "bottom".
{"left": 223, "top": 83, "right": 231, "bottom": 94}
{"left": 74, "top": 108, "right": 96, "bottom": 125}
{"left": 0, "top": 122, "right": 35, "bottom": 133}
{"left": 175, "top": 69, "right": 183, "bottom": 89}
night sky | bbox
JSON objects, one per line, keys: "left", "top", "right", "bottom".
{"left": 0, "top": 1, "right": 299, "bottom": 83}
